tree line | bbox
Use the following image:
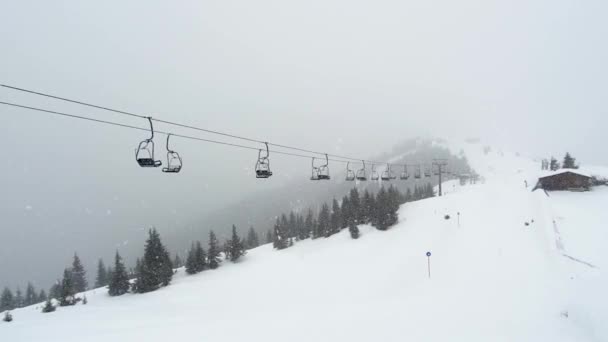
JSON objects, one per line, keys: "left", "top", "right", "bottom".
{"left": 2, "top": 182, "right": 435, "bottom": 319}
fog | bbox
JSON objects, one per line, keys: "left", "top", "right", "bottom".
{"left": 1, "top": 0, "right": 607, "bottom": 290}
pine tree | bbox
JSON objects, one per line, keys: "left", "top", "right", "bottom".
{"left": 71, "top": 253, "right": 88, "bottom": 293}
{"left": 348, "top": 220, "right": 360, "bottom": 239}
{"left": 246, "top": 226, "right": 260, "bottom": 249}
{"left": 207, "top": 230, "right": 221, "bottom": 269}
{"left": 173, "top": 253, "right": 183, "bottom": 269}
{"left": 302, "top": 209, "right": 314, "bottom": 240}
{"left": 0, "top": 287, "right": 14, "bottom": 312}
{"left": 108, "top": 251, "right": 130, "bottom": 296}
{"left": 349, "top": 188, "right": 362, "bottom": 224}
{"left": 317, "top": 203, "right": 331, "bottom": 238}
{"left": 374, "top": 187, "right": 388, "bottom": 230}
{"left": 341, "top": 195, "right": 351, "bottom": 229}
{"left": 272, "top": 217, "right": 288, "bottom": 249}
{"left": 329, "top": 198, "right": 342, "bottom": 236}
{"left": 134, "top": 228, "right": 173, "bottom": 293}
{"left": 361, "top": 190, "right": 375, "bottom": 225}
{"left": 41, "top": 298, "right": 55, "bottom": 313}
{"left": 14, "top": 288, "right": 24, "bottom": 308}
{"left": 25, "top": 282, "right": 37, "bottom": 306}
{"left": 288, "top": 212, "right": 297, "bottom": 240}
{"left": 3, "top": 311, "right": 12, "bottom": 322}
{"left": 38, "top": 290, "right": 47, "bottom": 303}
{"left": 59, "top": 268, "right": 76, "bottom": 306}
{"left": 550, "top": 157, "right": 560, "bottom": 171}
{"left": 185, "top": 243, "right": 198, "bottom": 275}
{"left": 562, "top": 152, "right": 578, "bottom": 169}
{"left": 49, "top": 282, "right": 61, "bottom": 301}
{"left": 195, "top": 241, "right": 207, "bottom": 272}
{"left": 228, "top": 225, "right": 247, "bottom": 262}
{"left": 95, "top": 259, "right": 108, "bottom": 288}
{"left": 295, "top": 214, "right": 305, "bottom": 241}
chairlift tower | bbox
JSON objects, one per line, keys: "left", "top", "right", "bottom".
{"left": 432, "top": 158, "right": 448, "bottom": 196}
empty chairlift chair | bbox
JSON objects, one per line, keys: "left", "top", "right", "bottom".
{"left": 162, "top": 134, "right": 182, "bottom": 173}
{"left": 346, "top": 162, "right": 356, "bottom": 181}
{"left": 356, "top": 160, "right": 367, "bottom": 181}
{"left": 381, "top": 163, "right": 395, "bottom": 181}
{"left": 311, "top": 154, "right": 330, "bottom": 180}
{"left": 414, "top": 165, "right": 422, "bottom": 179}
{"left": 136, "top": 117, "right": 162, "bottom": 168}
{"left": 424, "top": 165, "right": 431, "bottom": 178}
{"left": 400, "top": 164, "right": 409, "bottom": 180}
{"left": 255, "top": 142, "right": 273, "bottom": 178}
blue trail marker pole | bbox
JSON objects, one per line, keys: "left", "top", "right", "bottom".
{"left": 426, "top": 251, "right": 432, "bottom": 278}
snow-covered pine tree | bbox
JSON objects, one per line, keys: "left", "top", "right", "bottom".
{"left": 0, "top": 287, "right": 14, "bottom": 312}
{"left": 302, "top": 209, "right": 314, "bottom": 240}
{"left": 273, "top": 217, "right": 288, "bottom": 249}
{"left": 361, "top": 190, "right": 375, "bottom": 225}
{"left": 318, "top": 203, "right": 331, "bottom": 238}
{"left": 246, "top": 226, "right": 260, "bottom": 248}
{"left": 288, "top": 212, "right": 297, "bottom": 241}
{"left": 349, "top": 188, "right": 361, "bottom": 224}
{"left": 295, "top": 214, "right": 304, "bottom": 241}
{"left": 25, "top": 282, "right": 37, "bottom": 306}
{"left": 550, "top": 157, "right": 560, "bottom": 171}
{"left": 59, "top": 268, "right": 76, "bottom": 306}
{"left": 95, "top": 259, "right": 108, "bottom": 288}
{"left": 49, "top": 282, "right": 61, "bottom": 301}
{"left": 207, "top": 230, "right": 222, "bottom": 269}
{"left": 14, "top": 288, "right": 24, "bottom": 308}
{"left": 41, "top": 298, "right": 55, "bottom": 313}
{"left": 341, "top": 195, "right": 351, "bottom": 229}
{"left": 228, "top": 225, "right": 247, "bottom": 262}
{"left": 348, "top": 220, "right": 360, "bottom": 239}
{"left": 562, "top": 152, "right": 578, "bottom": 169}
{"left": 71, "top": 253, "right": 88, "bottom": 293}
{"left": 108, "top": 251, "right": 130, "bottom": 296}
{"left": 185, "top": 243, "right": 198, "bottom": 275}
{"left": 38, "top": 290, "right": 47, "bottom": 303}
{"left": 3, "top": 311, "right": 12, "bottom": 322}
{"left": 329, "top": 198, "right": 341, "bottom": 236}
{"left": 134, "top": 228, "right": 173, "bottom": 293}
{"left": 374, "top": 187, "right": 389, "bottom": 230}
{"left": 173, "top": 253, "right": 183, "bottom": 269}
{"left": 195, "top": 241, "right": 207, "bottom": 272}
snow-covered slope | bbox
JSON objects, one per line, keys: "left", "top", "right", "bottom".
{"left": 2, "top": 142, "right": 607, "bottom": 341}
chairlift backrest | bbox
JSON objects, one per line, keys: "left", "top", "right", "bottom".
{"left": 162, "top": 134, "right": 182, "bottom": 173}
{"left": 346, "top": 162, "right": 356, "bottom": 181}
{"left": 356, "top": 160, "right": 367, "bottom": 181}
{"left": 136, "top": 117, "right": 162, "bottom": 168}
{"left": 255, "top": 143, "right": 273, "bottom": 178}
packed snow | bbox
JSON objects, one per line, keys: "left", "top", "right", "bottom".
{"left": 2, "top": 142, "right": 607, "bottom": 341}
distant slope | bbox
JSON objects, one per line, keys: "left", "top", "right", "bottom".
{"left": 3, "top": 139, "right": 607, "bottom": 341}
{"left": 165, "top": 138, "right": 472, "bottom": 250}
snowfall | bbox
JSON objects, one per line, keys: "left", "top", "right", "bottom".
{"left": 2, "top": 142, "right": 608, "bottom": 342}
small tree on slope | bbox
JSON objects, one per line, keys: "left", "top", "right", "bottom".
{"left": 228, "top": 225, "right": 247, "bottom": 262}
{"left": 108, "top": 251, "right": 130, "bottom": 296}
{"left": 208, "top": 230, "right": 222, "bottom": 269}
{"left": 71, "top": 253, "right": 88, "bottom": 293}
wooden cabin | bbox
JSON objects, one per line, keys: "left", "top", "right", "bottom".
{"left": 534, "top": 170, "right": 591, "bottom": 191}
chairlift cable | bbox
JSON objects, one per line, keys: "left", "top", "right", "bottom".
{"left": 0, "top": 101, "right": 353, "bottom": 163}
{"left": 0, "top": 83, "right": 398, "bottom": 166}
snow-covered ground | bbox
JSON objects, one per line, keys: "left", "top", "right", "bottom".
{"left": 2, "top": 141, "right": 607, "bottom": 341}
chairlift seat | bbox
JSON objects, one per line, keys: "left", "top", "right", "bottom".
{"left": 256, "top": 169, "right": 273, "bottom": 178}
{"left": 137, "top": 158, "right": 162, "bottom": 167}
{"left": 162, "top": 166, "right": 182, "bottom": 173}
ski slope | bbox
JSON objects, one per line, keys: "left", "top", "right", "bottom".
{"left": 2, "top": 142, "right": 607, "bottom": 341}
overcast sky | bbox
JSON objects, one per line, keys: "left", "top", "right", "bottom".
{"left": 1, "top": 0, "right": 607, "bottom": 289}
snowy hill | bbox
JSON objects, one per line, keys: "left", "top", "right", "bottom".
{"left": 2, "top": 141, "right": 607, "bottom": 341}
